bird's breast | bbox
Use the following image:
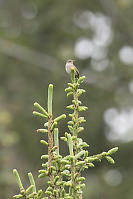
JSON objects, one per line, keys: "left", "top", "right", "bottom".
{"left": 65, "top": 63, "right": 72, "bottom": 73}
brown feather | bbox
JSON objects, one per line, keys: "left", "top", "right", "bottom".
{"left": 74, "top": 65, "right": 79, "bottom": 79}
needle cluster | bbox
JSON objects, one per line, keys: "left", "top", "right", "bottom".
{"left": 13, "top": 68, "right": 118, "bottom": 199}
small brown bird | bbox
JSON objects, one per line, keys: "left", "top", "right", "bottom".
{"left": 65, "top": 59, "right": 79, "bottom": 79}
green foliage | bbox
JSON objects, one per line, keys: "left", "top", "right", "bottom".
{"left": 13, "top": 169, "right": 42, "bottom": 199}
{"left": 13, "top": 69, "right": 118, "bottom": 198}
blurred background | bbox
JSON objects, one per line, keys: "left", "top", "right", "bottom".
{"left": 0, "top": 0, "right": 133, "bottom": 198}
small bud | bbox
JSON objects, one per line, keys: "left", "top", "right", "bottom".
{"left": 105, "top": 156, "right": 115, "bottom": 164}
{"left": 87, "top": 157, "right": 97, "bottom": 162}
{"left": 76, "top": 150, "right": 85, "bottom": 159}
{"left": 66, "top": 105, "right": 74, "bottom": 110}
{"left": 38, "top": 173, "right": 47, "bottom": 178}
{"left": 38, "top": 169, "right": 47, "bottom": 174}
{"left": 77, "top": 76, "right": 86, "bottom": 84}
{"left": 67, "top": 83, "right": 74, "bottom": 88}
{"left": 88, "top": 163, "right": 95, "bottom": 167}
{"left": 65, "top": 87, "right": 73, "bottom": 92}
{"left": 71, "top": 67, "right": 75, "bottom": 83}
{"left": 69, "top": 113, "right": 74, "bottom": 118}
{"left": 67, "top": 121, "right": 73, "bottom": 125}
{"left": 53, "top": 189, "right": 57, "bottom": 196}
{"left": 77, "top": 127, "right": 84, "bottom": 133}
{"left": 41, "top": 155, "right": 48, "bottom": 159}
{"left": 84, "top": 151, "right": 88, "bottom": 159}
{"left": 26, "top": 185, "right": 34, "bottom": 194}
{"left": 54, "top": 114, "right": 66, "bottom": 122}
{"left": 13, "top": 169, "right": 24, "bottom": 192}
{"left": 78, "top": 106, "right": 88, "bottom": 112}
{"left": 61, "top": 159, "right": 70, "bottom": 164}
{"left": 37, "top": 190, "right": 43, "bottom": 199}
{"left": 54, "top": 176, "right": 60, "bottom": 184}
{"left": 76, "top": 177, "right": 85, "bottom": 182}
{"left": 108, "top": 147, "right": 118, "bottom": 155}
{"left": 37, "top": 129, "right": 48, "bottom": 133}
{"left": 51, "top": 122, "right": 57, "bottom": 130}
{"left": 67, "top": 92, "right": 73, "bottom": 97}
{"left": 45, "top": 190, "right": 52, "bottom": 196}
{"left": 33, "top": 111, "right": 47, "bottom": 118}
{"left": 77, "top": 89, "right": 86, "bottom": 97}
{"left": 68, "top": 125, "right": 73, "bottom": 133}
{"left": 60, "top": 137, "right": 67, "bottom": 142}
{"left": 64, "top": 181, "right": 72, "bottom": 187}
{"left": 40, "top": 140, "right": 48, "bottom": 146}
{"left": 44, "top": 122, "right": 48, "bottom": 127}
{"left": 101, "top": 152, "right": 107, "bottom": 156}
{"left": 61, "top": 189, "right": 65, "bottom": 197}
{"left": 51, "top": 146, "right": 58, "bottom": 152}
{"left": 13, "top": 194, "right": 23, "bottom": 198}
{"left": 76, "top": 161, "right": 85, "bottom": 166}
{"left": 27, "top": 192, "right": 36, "bottom": 198}
{"left": 34, "top": 103, "right": 48, "bottom": 117}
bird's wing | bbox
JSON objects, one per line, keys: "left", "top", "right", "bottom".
{"left": 74, "top": 65, "right": 80, "bottom": 79}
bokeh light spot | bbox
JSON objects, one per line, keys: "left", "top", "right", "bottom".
{"left": 104, "top": 169, "right": 123, "bottom": 186}
{"left": 119, "top": 46, "right": 133, "bottom": 65}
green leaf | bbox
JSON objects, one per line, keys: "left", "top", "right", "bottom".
{"left": 77, "top": 127, "right": 84, "bottom": 133}
{"left": 76, "top": 161, "right": 85, "bottom": 166}
{"left": 13, "top": 169, "right": 24, "bottom": 192}
{"left": 88, "top": 163, "right": 95, "bottom": 167}
{"left": 77, "top": 89, "right": 86, "bottom": 97}
{"left": 105, "top": 156, "right": 115, "bottom": 164}
{"left": 51, "top": 122, "right": 57, "bottom": 130}
{"left": 68, "top": 125, "right": 73, "bottom": 133}
{"left": 37, "top": 129, "right": 48, "bottom": 133}
{"left": 65, "top": 87, "right": 73, "bottom": 92}
{"left": 38, "top": 173, "right": 47, "bottom": 178}
{"left": 44, "top": 122, "right": 48, "bottom": 127}
{"left": 54, "top": 128, "right": 59, "bottom": 155}
{"left": 67, "top": 134, "right": 73, "bottom": 156}
{"left": 34, "top": 102, "right": 48, "bottom": 117}
{"left": 64, "top": 180, "right": 72, "bottom": 187}
{"left": 48, "top": 84, "right": 53, "bottom": 114}
{"left": 61, "top": 159, "right": 70, "bottom": 164}
{"left": 71, "top": 67, "right": 75, "bottom": 83}
{"left": 60, "top": 137, "right": 67, "bottom": 142}
{"left": 51, "top": 146, "right": 58, "bottom": 152}
{"left": 66, "top": 105, "right": 74, "bottom": 110}
{"left": 76, "top": 150, "right": 85, "bottom": 159}
{"left": 76, "top": 177, "right": 85, "bottom": 182}
{"left": 13, "top": 194, "right": 23, "bottom": 198}
{"left": 33, "top": 111, "right": 47, "bottom": 118}
{"left": 86, "top": 157, "right": 97, "bottom": 162}
{"left": 67, "top": 83, "right": 74, "bottom": 88}
{"left": 77, "top": 76, "right": 86, "bottom": 84}
{"left": 37, "top": 190, "right": 43, "bottom": 199}
{"left": 107, "top": 147, "right": 118, "bottom": 155}
{"left": 27, "top": 192, "right": 35, "bottom": 198}
{"left": 40, "top": 140, "right": 48, "bottom": 146}
{"left": 67, "top": 92, "right": 73, "bottom": 97}
{"left": 28, "top": 173, "right": 36, "bottom": 193}
{"left": 38, "top": 169, "right": 47, "bottom": 174}
{"left": 67, "top": 121, "right": 73, "bottom": 125}
{"left": 78, "top": 106, "right": 88, "bottom": 112}
{"left": 54, "top": 114, "right": 66, "bottom": 122}
{"left": 41, "top": 155, "right": 48, "bottom": 159}
{"left": 54, "top": 176, "right": 60, "bottom": 184}
{"left": 26, "top": 185, "right": 34, "bottom": 194}
{"left": 45, "top": 190, "right": 52, "bottom": 196}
